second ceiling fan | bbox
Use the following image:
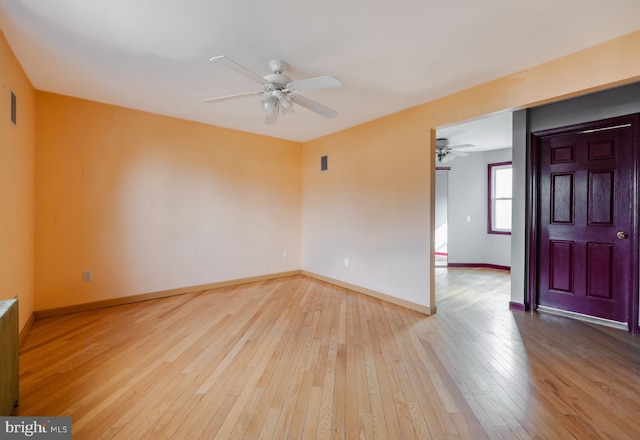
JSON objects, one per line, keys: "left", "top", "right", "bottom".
{"left": 435, "top": 138, "right": 475, "bottom": 163}
{"left": 205, "top": 56, "right": 342, "bottom": 124}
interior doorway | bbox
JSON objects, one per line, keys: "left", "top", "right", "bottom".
{"left": 434, "top": 111, "right": 514, "bottom": 305}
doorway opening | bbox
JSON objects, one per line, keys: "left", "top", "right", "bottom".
{"left": 434, "top": 111, "right": 513, "bottom": 305}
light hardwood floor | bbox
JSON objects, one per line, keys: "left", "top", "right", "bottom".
{"left": 15, "top": 269, "right": 640, "bottom": 439}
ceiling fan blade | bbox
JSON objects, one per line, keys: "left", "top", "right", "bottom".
{"left": 204, "top": 91, "right": 261, "bottom": 103}
{"left": 288, "top": 75, "right": 341, "bottom": 92}
{"left": 449, "top": 144, "right": 475, "bottom": 149}
{"left": 290, "top": 94, "right": 338, "bottom": 119}
{"left": 210, "top": 55, "right": 270, "bottom": 86}
{"left": 450, "top": 150, "right": 469, "bottom": 157}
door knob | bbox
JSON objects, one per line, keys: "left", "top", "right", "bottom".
{"left": 617, "top": 231, "right": 629, "bottom": 239}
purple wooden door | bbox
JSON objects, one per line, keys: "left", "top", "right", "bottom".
{"left": 537, "top": 121, "right": 634, "bottom": 322}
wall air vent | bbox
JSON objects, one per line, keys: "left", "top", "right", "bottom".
{"left": 10, "top": 90, "right": 16, "bottom": 125}
{"left": 321, "top": 155, "right": 328, "bottom": 171}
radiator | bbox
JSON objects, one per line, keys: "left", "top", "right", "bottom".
{"left": 0, "top": 299, "right": 18, "bottom": 416}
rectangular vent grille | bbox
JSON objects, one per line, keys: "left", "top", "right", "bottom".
{"left": 321, "top": 155, "right": 328, "bottom": 171}
{"left": 10, "top": 91, "right": 16, "bottom": 125}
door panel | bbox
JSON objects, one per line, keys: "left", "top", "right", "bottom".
{"left": 537, "top": 123, "right": 633, "bottom": 322}
{"left": 551, "top": 173, "right": 573, "bottom": 223}
{"left": 549, "top": 240, "right": 573, "bottom": 293}
{"left": 586, "top": 242, "right": 613, "bottom": 299}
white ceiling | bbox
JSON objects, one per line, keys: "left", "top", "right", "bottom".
{"left": 1, "top": 1, "right": 639, "bottom": 142}
{"left": 437, "top": 111, "right": 513, "bottom": 152}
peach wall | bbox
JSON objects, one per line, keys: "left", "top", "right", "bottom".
{"left": 302, "top": 31, "right": 640, "bottom": 310}
{"left": 35, "top": 93, "right": 301, "bottom": 310}
{"left": 0, "top": 30, "right": 35, "bottom": 331}
{"left": 302, "top": 111, "right": 434, "bottom": 309}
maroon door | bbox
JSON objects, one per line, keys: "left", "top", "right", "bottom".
{"left": 537, "top": 119, "right": 635, "bottom": 323}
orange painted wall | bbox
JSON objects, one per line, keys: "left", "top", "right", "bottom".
{"left": 302, "top": 31, "right": 640, "bottom": 309}
{"left": 0, "top": 30, "right": 35, "bottom": 331}
{"left": 35, "top": 93, "right": 301, "bottom": 310}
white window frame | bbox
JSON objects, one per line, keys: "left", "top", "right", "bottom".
{"left": 488, "top": 161, "right": 512, "bottom": 234}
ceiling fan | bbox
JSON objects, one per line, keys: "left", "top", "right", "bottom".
{"left": 205, "top": 56, "right": 341, "bottom": 124}
{"left": 435, "top": 138, "right": 474, "bottom": 163}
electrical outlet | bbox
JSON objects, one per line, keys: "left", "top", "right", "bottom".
{"left": 83, "top": 271, "right": 93, "bottom": 282}
{"left": 282, "top": 250, "right": 288, "bottom": 258}
{"left": 344, "top": 257, "right": 349, "bottom": 267}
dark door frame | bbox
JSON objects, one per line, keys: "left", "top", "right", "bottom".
{"left": 527, "top": 114, "right": 640, "bottom": 333}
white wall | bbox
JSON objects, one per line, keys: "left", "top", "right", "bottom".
{"left": 435, "top": 170, "right": 448, "bottom": 255}
{"left": 447, "top": 148, "right": 512, "bottom": 267}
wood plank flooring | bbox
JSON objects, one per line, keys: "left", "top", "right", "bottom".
{"left": 14, "top": 268, "right": 640, "bottom": 439}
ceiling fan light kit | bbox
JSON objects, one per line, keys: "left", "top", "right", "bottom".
{"left": 206, "top": 56, "right": 341, "bottom": 124}
{"left": 262, "top": 96, "right": 277, "bottom": 114}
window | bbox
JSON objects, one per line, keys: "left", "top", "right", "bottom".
{"left": 488, "top": 162, "right": 512, "bottom": 234}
